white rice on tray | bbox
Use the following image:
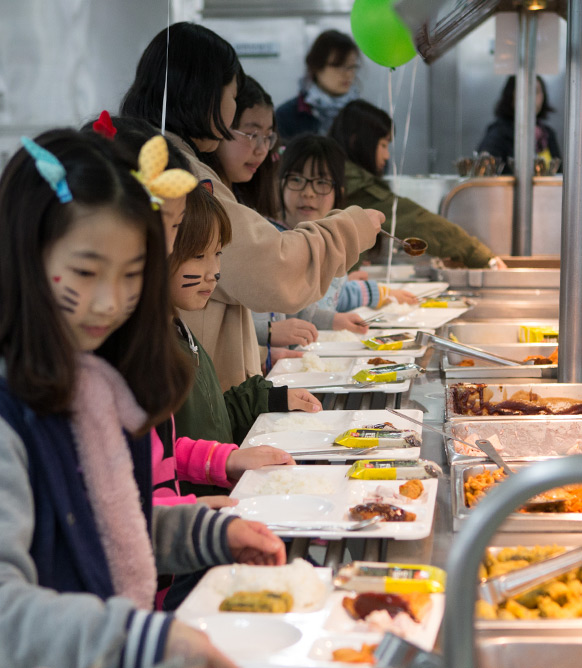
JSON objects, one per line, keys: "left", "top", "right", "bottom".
{"left": 317, "top": 330, "right": 360, "bottom": 343}
{"left": 255, "top": 469, "right": 337, "bottom": 495}
{"left": 265, "top": 414, "right": 340, "bottom": 432}
{"left": 214, "top": 558, "right": 327, "bottom": 611}
{"left": 300, "top": 352, "right": 348, "bottom": 373}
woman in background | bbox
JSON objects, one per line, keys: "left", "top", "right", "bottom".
{"left": 330, "top": 100, "right": 504, "bottom": 269}
{"left": 477, "top": 75, "right": 561, "bottom": 174}
{"left": 276, "top": 29, "right": 361, "bottom": 141}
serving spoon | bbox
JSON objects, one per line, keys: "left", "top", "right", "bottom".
{"left": 379, "top": 229, "right": 428, "bottom": 256}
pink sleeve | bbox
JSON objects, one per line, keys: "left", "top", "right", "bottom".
{"left": 174, "top": 437, "right": 239, "bottom": 489}
{"left": 152, "top": 493, "right": 198, "bottom": 506}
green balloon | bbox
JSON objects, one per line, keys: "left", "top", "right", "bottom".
{"left": 351, "top": 0, "right": 417, "bottom": 68}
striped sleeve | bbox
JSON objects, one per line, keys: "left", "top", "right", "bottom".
{"left": 122, "top": 610, "right": 173, "bottom": 668}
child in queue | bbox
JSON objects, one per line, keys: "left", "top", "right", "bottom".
{"left": 120, "top": 22, "right": 382, "bottom": 391}
{"left": 277, "top": 134, "right": 417, "bottom": 319}
{"left": 0, "top": 128, "right": 285, "bottom": 668}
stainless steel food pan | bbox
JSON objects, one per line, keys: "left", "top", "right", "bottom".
{"left": 435, "top": 267, "right": 560, "bottom": 289}
{"left": 452, "top": 460, "right": 582, "bottom": 532}
{"left": 445, "top": 418, "right": 582, "bottom": 465}
{"left": 476, "top": 636, "right": 582, "bottom": 668}
{"left": 442, "top": 343, "right": 557, "bottom": 379}
{"left": 443, "top": 320, "right": 558, "bottom": 344}
{"left": 445, "top": 383, "right": 582, "bottom": 420}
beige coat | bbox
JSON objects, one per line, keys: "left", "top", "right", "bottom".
{"left": 168, "top": 134, "right": 377, "bottom": 391}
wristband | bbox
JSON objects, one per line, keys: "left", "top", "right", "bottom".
{"left": 267, "top": 320, "right": 272, "bottom": 346}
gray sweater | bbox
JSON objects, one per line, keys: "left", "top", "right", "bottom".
{"left": 0, "top": 415, "right": 234, "bottom": 668}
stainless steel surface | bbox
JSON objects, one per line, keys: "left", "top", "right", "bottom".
{"left": 439, "top": 177, "right": 563, "bottom": 256}
{"left": 444, "top": 319, "right": 559, "bottom": 343}
{"left": 374, "top": 631, "right": 443, "bottom": 668}
{"left": 444, "top": 455, "right": 582, "bottom": 668}
{"left": 559, "top": 0, "right": 582, "bottom": 383}
{"left": 445, "top": 416, "right": 582, "bottom": 465}
{"left": 434, "top": 265, "right": 561, "bottom": 289}
{"left": 478, "top": 545, "right": 582, "bottom": 606}
{"left": 416, "top": 331, "right": 521, "bottom": 366}
{"left": 512, "top": 8, "right": 537, "bottom": 256}
{"left": 445, "top": 382, "right": 582, "bottom": 420}
{"left": 451, "top": 460, "right": 582, "bottom": 532}
{"left": 476, "top": 636, "right": 582, "bottom": 668}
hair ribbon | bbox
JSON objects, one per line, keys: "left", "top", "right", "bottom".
{"left": 20, "top": 136, "right": 73, "bottom": 204}
{"left": 131, "top": 135, "right": 198, "bottom": 210}
{"left": 93, "top": 110, "right": 117, "bottom": 139}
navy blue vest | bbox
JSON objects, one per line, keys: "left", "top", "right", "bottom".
{"left": 0, "top": 378, "right": 153, "bottom": 599}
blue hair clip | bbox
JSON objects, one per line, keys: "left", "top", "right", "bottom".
{"left": 21, "top": 136, "right": 73, "bottom": 204}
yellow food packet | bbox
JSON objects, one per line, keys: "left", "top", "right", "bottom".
{"left": 519, "top": 325, "right": 559, "bottom": 343}
{"left": 334, "top": 427, "right": 420, "bottom": 449}
{"left": 361, "top": 333, "right": 415, "bottom": 351}
{"left": 421, "top": 299, "right": 448, "bottom": 308}
{"left": 346, "top": 459, "right": 442, "bottom": 480}
{"left": 335, "top": 561, "right": 446, "bottom": 594}
{"left": 352, "top": 363, "right": 425, "bottom": 384}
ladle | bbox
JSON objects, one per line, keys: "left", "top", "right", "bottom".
{"left": 378, "top": 229, "right": 428, "bottom": 256}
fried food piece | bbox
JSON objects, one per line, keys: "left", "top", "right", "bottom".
{"left": 349, "top": 502, "right": 416, "bottom": 522}
{"left": 332, "top": 644, "right": 378, "bottom": 664}
{"left": 457, "top": 359, "right": 475, "bottom": 367}
{"left": 367, "top": 357, "right": 397, "bottom": 365}
{"left": 218, "top": 590, "right": 293, "bottom": 612}
{"left": 522, "top": 355, "right": 554, "bottom": 365}
{"left": 399, "top": 479, "right": 424, "bottom": 499}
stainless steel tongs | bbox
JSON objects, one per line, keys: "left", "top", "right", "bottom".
{"left": 479, "top": 546, "right": 582, "bottom": 606}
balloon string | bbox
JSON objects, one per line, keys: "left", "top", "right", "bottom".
{"left": 385, "top": 57, "right": 418, "bottom": 288}
{"left": 160, "top": 0, "right": 170, "bottom": 136}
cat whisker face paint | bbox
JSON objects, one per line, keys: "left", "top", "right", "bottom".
{"left": 181, "top": 274, "right": 201, "bottom": 288}
{"left": 125, "top": 293, "right": 140, "bottom": 316}
{"left": 56, "top": 284, "right": 79, "bottom": 314}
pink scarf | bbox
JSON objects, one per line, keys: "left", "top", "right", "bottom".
{"left": 71, "top": 353, "right": 157, "bottom": 610}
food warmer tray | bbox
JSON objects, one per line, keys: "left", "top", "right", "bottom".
{"left": 451, "top": 460, "right": 582, "bottom": 532}
{"left": 444, "top": 383, "right": 582, "bottom": 421}
{"left": 444, "top": 418, "right": 582, "bottom": 465}
{"left": 443, "top": 320, "right": 558, "bottom": 344}
{"left": 433, "top": 267, "right": 560, "bottom": 289}
{"left": 441, "top": 343, "right": 557, "bottom": 379}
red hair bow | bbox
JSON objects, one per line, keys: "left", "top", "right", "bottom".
{"left": 93, "top": 110, "right": 117, "bottom": 139}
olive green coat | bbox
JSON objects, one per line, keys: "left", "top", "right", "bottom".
{"left": 344, "top": 161, "right": 494, "bottom": 269}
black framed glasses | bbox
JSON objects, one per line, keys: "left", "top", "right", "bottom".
{"left": 232, "top": 129, "right": 278, "bottom": 151}
{"left": 284, "top": 173, "right": 335, "bottom": 195}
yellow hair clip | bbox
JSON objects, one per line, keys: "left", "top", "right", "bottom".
{"left": 132, "top": 135, "right": 198, "bottom": 209}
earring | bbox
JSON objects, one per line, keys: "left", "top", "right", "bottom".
{"left": 214, "top": 273, "right": 221, "bottom": 281}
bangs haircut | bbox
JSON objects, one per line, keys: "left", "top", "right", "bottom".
{"left": 306, "top": 29, "right": 359, "bottom": 80}
{"left": 169, "top": 186, "right": 232, "bottom": 273}
{"left": 0, "top": 128, "right": 193, "bottom": 428}
{"left": 279, "top": 133, "right": 346, "bottom": 218}
{"left": 120, "top": 22, "right": 244, "bottom": 147}
{"left": 330, "top": 99, "right": 393, "bottom": 175}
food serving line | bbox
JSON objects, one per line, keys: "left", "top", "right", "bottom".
{"left": 175, "top": 263, "right": 582, "bottom": 668}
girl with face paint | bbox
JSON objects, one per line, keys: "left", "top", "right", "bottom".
{"left": 0, "top": 128, "right": 288, "bottom": 668}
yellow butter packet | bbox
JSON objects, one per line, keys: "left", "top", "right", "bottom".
{"left": 335, "top": 561, "right": 446, "bottom": 594}
{"left": 352, "top": 363, "right": 425, "bottom": 384}
{"left": 519, "top": 325, "right": 559, "bottom": 343}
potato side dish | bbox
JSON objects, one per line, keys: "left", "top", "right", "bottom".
{"left": 476, "top": 545, "right": 582, "bottom": 620}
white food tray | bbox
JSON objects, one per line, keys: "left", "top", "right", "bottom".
{"left": 352, "top": 303, "right": 471, "bottom": 330}
{"left": 176, "top": 565, "right": 444, "bottom": 665}
{"left": 266, "top": 356, "right": 416, "bottom": 394}
{"left": 240, "top": 408, "right": 424, "bottom": 461}
{"left": 221, "top": 465, "right": 438, "bottom": 540}
{"left": 298, "top": 328, "right": 434, "bottom": 358}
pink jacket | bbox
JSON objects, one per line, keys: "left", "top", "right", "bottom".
{"left": 151, "top": 417, "right": 239, "bottom": 506}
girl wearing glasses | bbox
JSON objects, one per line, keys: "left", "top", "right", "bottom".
{"left": 330, "top": 100, "right": 504, "bottom": 269}
{"left": 121, "top": 23, "right": 383, "bottom": 390}
{"left": 275, "top": 134, "right": 417, "bottom": 325}
{"left": 276, "top": 29, "right": 361, "bottom": 142}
